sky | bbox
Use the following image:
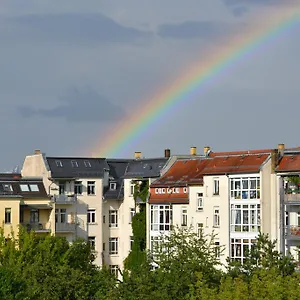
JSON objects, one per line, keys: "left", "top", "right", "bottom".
{"left": 0, "top": 0, "right": 299, "bottom": 171}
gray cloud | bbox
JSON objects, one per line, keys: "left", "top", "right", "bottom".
{"left": 157, "top": 21, "right": 234, "bottom": 40}
{"left": 4, "top": 13, "right": 151, "bottom": 45}
{"left": 17, "top": 87, "right": 125, "bottom": 122}
{"left": 232, "top": 7, "right": 249, "bottom": 17}
{"left": 224, "top": 0, "right": 285, "bottom": 5}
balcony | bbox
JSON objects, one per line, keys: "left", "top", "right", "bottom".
{"left": 22, "top": 222, "right": 51, "bottom": 233}
{"left": 285, "top": 226, "right": 300, "bottom": 239}
{"left": 51, "top": 194, "right": 77, "bottom": 205}
{"left": 55, "top": 222, "right": 76, "bottom": 233}
{"left": 284, "top": 191, "right": 300, "bottom": 205}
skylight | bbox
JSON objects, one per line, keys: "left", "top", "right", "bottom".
{"left": 29, "top": 184, "right": 39, "bottom": 192}
{"left": 55, "top": 160, "right": 63, "bottom": 167}
{"left": 84, "top": 160, "right": 91, "bottom": 168}
{"left": 110, "top": 182, "right": 117, "bottom": 190}
{"left": 20, "top": 184, "right": 30, "bottom": 192}
{"left": 71, "top": 160, "right": 78, "bottom": 168}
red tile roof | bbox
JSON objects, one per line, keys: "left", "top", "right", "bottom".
{"left": 277, "top": 155, "right": 300, "bottom": 172}
{"left": 208, "top": 149, "right": 273, "bottom": 157}
{"left": 151, "top": 154, "right": 270, "bottom": 188}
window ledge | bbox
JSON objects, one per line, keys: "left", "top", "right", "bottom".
{"left": 109, "top": 254, "right": 119, "bottom": 257}
{"left": 109, "top": 226, "right": 119, "bottom": 229}
{"left": 88, "top": 223, "right": 98, "bottom": 225}
{"left": 196, "top": 209, "right": 203, "bottom": 212}
{"left": 213, "top": 226, "right": 220, "bottom": 228}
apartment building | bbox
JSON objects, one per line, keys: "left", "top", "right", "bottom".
{"left": 21, "top": 149, "right": 168, "bottom": 272}
{"left": 0, "top": 173, "right": 53, "bottom": 237}
{"left": 276, "top": 150, "right": 300, "bottom": 261}
{"left": 147, "top": 146, "right": 283, "bottom": 265}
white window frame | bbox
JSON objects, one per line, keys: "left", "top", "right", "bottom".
{"left": 87, "top": 181, "right": 95, "bottom": 195}
{"left": 109, "top": 265, "right": 119, "bottom": 277}
{"left": 213, "top": 206, "right": 220, "bottom": 227}
{"left": 88, "top": 236, "right": 96, "bottom": 250}
{"left": 197, "top": 223, "right": 203, "bottom": 237}
{"left": 109, "top": 237, "right": 118, "bottom": 255}
{"left": 215, "top": 241, "right": 220, "bottom": 258}
{"left": 55, "top": 208, "right": 66, "bottom": 223}
{"left": 74, "top": 181, "right": 82, "bottom": 195}
{"left": 196, "top": 193, "right": 203, "bottom": 211}
{"left": 130, "top": 184, "right": 135, "bottom": 196}
{"left": 213, "top": 178, "right": 220, "bottom": 195}
{"left": 71, "top": 160, "right": 78, "bottom": 168}
{"left": 181, "top": 208, "right": 188, "bottom": 226}
{"left": 231, "top": 238, "right": 256, "bottom": 263}
{"left": 150, "top": 205, "right": 172, "bottom": 232}
{"left": 230, "top": 176, "right": 260, "bottom": 200}
{"left": 130, "top": 236, "right": 134, "bottom": 251}
{"left": 87, "top": 209, "right": 96, "bottom": 224}
{"left": 84, "top": 160, "right": 91, "bottom": 168}
{"left": 109, "top": 210, "right": 118, "bottom": 228}
{"left": 230, "top": 204, "right": 260, "bottom": 232}
{"left": 130, "top": 208, "right": 135, "bottom": 223}
{"left": 110, "top": 182, "right": 117, "bottom": 190}
{"left": 5, "top": 208, "right": 11, "bottom": 224}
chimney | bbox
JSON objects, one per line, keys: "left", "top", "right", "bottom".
{"left": 271, "top": 149, "right": 279, "bottom": 173}
{"left": 34, "top": 149, "right": 41, "bottom": 155}
{"left": 190, "top": 147, "right": 197, "bottom": 156}
{"left": 134, "top": 151, "right": 142, "bottom": 159}
{"left": 204, "top": 146, "right": 211, "bottom": 156}
{"left": 278, "top": 143, "right": 285, "bottom": 157}
{"left": 164, "top": 149, "right": 171, "bottom": 158}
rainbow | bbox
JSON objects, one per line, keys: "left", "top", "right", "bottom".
{"left": 93, "top": 4, "right": 299, "bottom": 158}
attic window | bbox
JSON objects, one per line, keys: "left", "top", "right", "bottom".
{"left": 110, "top": 182, "right": 117, "bottom": 190}
{"left": 20, "top": 184, "right": 30, "bottom": 192}
{"left": 71, "top": 160, "right": 78, "bottom": 168}
{"left": 2, "top": 184, "right": 13, "bottom": 192}
{"left": 84, "top": 160, "right": 91, "bottom": 168}
{"left": 56, "top": 160, "right": 63, "bottom": 167}
{"left": 29, "top": 184, "right": 39, "bottom": 192}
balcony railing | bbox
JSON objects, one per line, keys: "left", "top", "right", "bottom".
{"left": 51, "top": 194, "right": 77, "bottom": 204}
{"left": 55, "top": 222, "right": 76, "bottom": 232}
{"left": 22, "top": 222, "right": 51, "bottom": 233}
{"left": 285, "top": 225, "right": 300, "bottom": 239}
{"left": 284, "top": 191, "right": 300, "bottom": 203}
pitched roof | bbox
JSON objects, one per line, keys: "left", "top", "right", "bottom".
{"left": 208, "top": 149, "right": 273, "bottom": 157}
{"left": 276, "top": 154, "right": 300, "bottom": 172}
{"left": 0, "top": 178, "right": 48, "bottom": 199}
{"left": 151, "top": 159, "right": 205, "bottom": 187}
{"left": 46, "top": 157, "right": 109, "bottom": 178}
{"left": 151, "top": 154, "right": 270, "bottom": 187}
{"left": 124, "top": 158, "right": 168, "bottom": 178}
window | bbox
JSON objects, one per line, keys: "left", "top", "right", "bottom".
{"left": 55, "top": 208, "right": 66, "bottom": 223}
{"left": 20, "top": 184, "right": 30, "bottom": 192}
{"left": 110, "top": 182, "right": 117, "bottom": 190}
{"left": 150, "top": 236, "right": 163, "bottom": 253}
{"left": 215, "top": 241, "right": 220, "bottom": 258}
{"left": 87, "top": 181, "right": 95, "bottom": 195}
{"left": 213, "top": 178, "right": 219, "bottom": 195}
{"left": 130, "top": 184, "right": 135, "bottom": 196}
{"left": 231, "top": 238, "right": 256, "bottom": 263}
{"left": 230, "top": 204, "right": 261, "bottom": 232}
{"left": 59, "top": 182, "right": 65, "bottom": 195}
{"left": 213, "top": 206, "right": 220, "bottom": 227}
{"left": 29, "top": 184, "right": 39, "bottom": 191}
{"left": 88, "top": 237, "right": 95, "bottom": 250}
{"left": 103, "top": 243, "right": 105, "bottom": 251}
{"left": 130, "top": 208, "right": 135, "bottom": 223}
{"left": 5, "top": 208, "right": 11, "bottom": 224}
{"left": 230, "top": 177, "right": 260, "bottom": 200}
{"left": 30, "top": 209, "right": 39, "bottom": 223}
{"left": 130, "top": 236, "right": 134, "bottom": 251}
{"left": 55, "top": 160, "right": 63, "bottom": 167}
{"left": 2, "top": 184, "right": 12, "bottom": 192}
{"left": 181, "top": 208, "right": 188, "bottom": 226}
{"left": 109, "top": 265, "right": 119, "bottom": 277}
{"left": 84, "top": 160, "right": 91, "bottom": 168}
{"left": 150, "top": 205, "right": 172, "bottom": 231}
{"left": 103, "top": 215, "right": 105, "bottom": 223}
{"left": 71, "top": 160, "right": 78, "bottom": 167}
{"left": 197, "top": 193, "right": 203, "bottom": 211}
{"left": 109, "top": 210, "right": 118, "bottom": 228}
{"left": 197, "top": 223, "right": 203, "bottom": 237}
{"left": 87, "top": 209, "right": 96, "bottom": 224}
{"left": 109, "top": 237, "right": 118, "bottom": 255}
{"left": 74, "top": 181, "right": 82, "bottom": 195}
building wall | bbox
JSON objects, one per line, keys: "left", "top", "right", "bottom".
{"left": 0, "top": 199, "right": 21, "bottom": 237}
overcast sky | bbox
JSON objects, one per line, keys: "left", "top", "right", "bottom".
{"left": 0, "top": 0, "right": 299, "bottom": 171}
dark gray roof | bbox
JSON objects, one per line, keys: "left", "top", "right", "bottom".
{"left": 124, "top": 158, "right": 168, "bottom": 178}
{"left": 46, "top": 157, "right": 109, "bottom": 178}
{"left": 0, "top": 177, "right": 48, "bottom": 198}
{"left": 103, "top": 159, "right": 132, "bottom": 199}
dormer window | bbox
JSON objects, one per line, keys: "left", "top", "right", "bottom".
{"left": 2, "top": 184, "right": 13, "bottom": 192}
{"left": 84, "top": 160, "right": 91, "bottom": 168}
{"left": 56, "top": 160, "right": 63, "bottom": 167}
{"left": 71, "top": 160, "right": 78, "bottom": 168}
{"left": 110, "top": 182, "right": 117, "bottom": 190}
{"left": 20, "top": 184, "right": 30, "bottom": 192}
